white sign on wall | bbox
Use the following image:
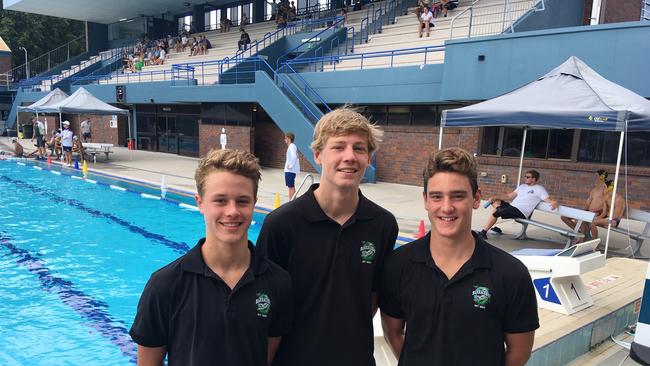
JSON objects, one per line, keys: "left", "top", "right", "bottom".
{"left": 110, "top": 115, "right": 118, "bottom": 128}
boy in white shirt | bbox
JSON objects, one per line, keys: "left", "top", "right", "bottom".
{"left": 284, "top": 132, "right": 300, "bottom": 199}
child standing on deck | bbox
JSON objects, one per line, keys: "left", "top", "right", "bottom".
{"left": 130, "top": 149, "right": 293, "bottom": 365}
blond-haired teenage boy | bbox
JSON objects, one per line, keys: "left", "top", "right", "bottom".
{"left": 257, "top": 108, "right": 398, "bottom": 366}
{"left": 380, "top": 147, "right": 538, "bottom": 366}
{"left": 130, "top": 149, "right": 293, "bottom": 366}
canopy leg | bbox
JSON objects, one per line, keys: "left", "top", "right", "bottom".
{"left": 516, "top": 128, "right": 527, "bottom": 187}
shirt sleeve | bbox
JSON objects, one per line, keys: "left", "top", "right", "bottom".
{"left": 129, "top": 274, "right": 170, "bottom": 347}
{"left": 269, "top": 269, "right": 294, "bottom": 337}
{"left": 378, "top": 253, "right": 404, "bottom": 319}
{"left": 503, "top": 263, "right": 540, "bottom": 334}
{"left": 256, "top": 212, "right": 291, "bottom": 270}
{"left": 538, "top": 186, "right": 549, "bottom": 201}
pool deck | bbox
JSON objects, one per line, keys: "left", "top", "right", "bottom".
{"left": 2, "top": 137, "right": 648, "bottom": 366}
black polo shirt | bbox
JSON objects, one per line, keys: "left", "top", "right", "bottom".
{"left": 256, "top": 184, "right": 398, "bottom": 366}
{"left": 379, "top": 232, "right": 539, "bottom": 366}
{"left": 129, "top": 239, "right": 293, "bottom": 366}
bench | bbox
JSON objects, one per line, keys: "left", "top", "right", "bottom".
{"left": 607, "top": 208, "right": 650, "bottom": 258}
{"left": 513, "top": 202, "right": 597, "bottom": 248}
{"left": 83, "top": 143, "right": 114, "bottom": 163}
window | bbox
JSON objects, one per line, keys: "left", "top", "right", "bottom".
{"left": 577, "top": 130, "right": 650, "bottom": 166}
{"left": 388, "top": 106, "right": 410, "bottom": 125}
{"left": 481, "top": 127, "right": 573, "bottom": 159}
{"left": 411, "top": 105, "right": 437, "bottom": 125}
{"left": 364, "top": 106, "right": 387, "bottom": 125}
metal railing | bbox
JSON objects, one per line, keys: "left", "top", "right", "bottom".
{"left": 291, "top": 174, "right": 314, "bottom": 200}
{"left": 449, "top": 0, "right": 543, "bottom": 40}
{"left": 277, "top": 62, "right": 331, "bottom": 122}
{"left": 286, "top": 44, "right": 445, "bottom": 71}
{"left": 1, "top": 35, "right": 86, "bottom": 86}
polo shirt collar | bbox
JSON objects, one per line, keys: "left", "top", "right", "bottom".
{"left": 301, "top": 183, "right": 376, "bottom": 222}
{"left": 181, "top": 238, "right": 269, "bottom": 276}
{"left": 411, "top": 231, "right": 493, "bottom": 270}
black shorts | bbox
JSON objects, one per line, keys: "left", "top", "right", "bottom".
{"left": 444, "top": 2, "right": 458, "bottom": 9}
{"left": 83, "top": 132, "right": 91, "bottom": 139}
{"left": 420, "top": 22, "right": 434, "bottom": 29}
{"left": 63, "top": 146, "right": 72, "bottom": 152}
{"left": 36, "top": 136, "right": 45, "bottom": 147}
{"left": 493, "top": 202, "right": 526, "bottom": 219}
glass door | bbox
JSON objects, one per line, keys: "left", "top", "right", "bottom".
{"left": 156, "top": 116, "right": 179, "bottom": 154}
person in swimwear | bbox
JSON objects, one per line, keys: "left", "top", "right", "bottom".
{"left": 561, "top": 169, "right": 607, "bottom": 236}
{"left": 590, "top": 179, "right": 626, "bottom": 240}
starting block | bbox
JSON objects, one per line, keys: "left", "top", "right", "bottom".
{"left": 512, "top": 239, "right": 605, "bottom": 315}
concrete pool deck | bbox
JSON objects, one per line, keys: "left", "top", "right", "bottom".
{"left": 2, "top": 136, "right": 648, "bottom": 366}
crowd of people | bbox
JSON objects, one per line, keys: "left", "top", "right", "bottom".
{"left": 9, "top": 116, "right": 91, "bottom": 167}
{"left": 415, "top": 0, "right": 459, "bottom": 37}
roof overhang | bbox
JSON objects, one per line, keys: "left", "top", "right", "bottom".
{"left": 3, "top": 0, "right": 228, "bottom": 24}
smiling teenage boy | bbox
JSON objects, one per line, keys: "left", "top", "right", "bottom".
{"left": 380, "top": 147, "right": 539, "bottom": 366}
{"left": 257, "top": 108, "right": 399, "bottom": 366}
{"left": 130, "top": 149, "right": 293, "bottom": 366}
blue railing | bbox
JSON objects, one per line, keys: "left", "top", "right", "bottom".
{"left": 276, "top": 16, "right": 346, "bottom": 68}
{"left": 286, "top": 44, "right": 445, "bottom": 71}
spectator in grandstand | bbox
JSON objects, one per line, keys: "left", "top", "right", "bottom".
{"left": 240, "top": 13, "right": 249, "bottom": 29}
{"left": 180, "top": 33, "right": 189, "bottom": 52}
{"left": 220, "top": 16, "right": 232, "bottom": 32}
{"left": 153, "top": 45, "right": 166, "bottom": 65}
{"left": 289, "top": 1, "right": 297, "bottom": 21}
{"left": 267, "top": 0, "right": 279, "bottom": 20}
{"left": 189, "top": 36, "right": 199, "bottom": 56}
{"left": 419, "top": 5, "right": 434, "bottom": 37}
{"left": 238, "top": 29, "right": 251, "bottom": 51}
{"left": 167, "top": 35, "right": 175, "bottom": 50}
{"left": 353, "top": 0, "right": 363, "bottom": 11}
{"left": 197, "top": 34, "right": 210, "bottom": 55}
{"left": 440, "top": 0, "right": 458, "bottom": 17}
{"left": 134, "top": 54, "right": 144, "bottom": 72}
{"left": 276, "top": 14, "right": 288, "bottom": 29}
{"left": 341, "top": 7, "right": 349, "bottom": 24}
{"left": 123, "top": 53, "right": 133, "bottom": 72}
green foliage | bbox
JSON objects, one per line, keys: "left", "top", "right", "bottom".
{"left": 0, "top": 7, "right": 84, "bottom": 68}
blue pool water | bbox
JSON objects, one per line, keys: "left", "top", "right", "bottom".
{"left": 0, "top": 159, "right": 266, "bottom": 365}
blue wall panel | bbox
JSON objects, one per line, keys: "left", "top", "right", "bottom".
{"left": 511, "top": 0, "right": 584, "bottom": 33}
{"left": 441, "top": 21, "right": 650, "bottom": 100}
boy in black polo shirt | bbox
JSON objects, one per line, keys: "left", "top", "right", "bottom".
{"left": 130, "top": 149, "right": 293, "bottom": 365}
{"left": 380, "top": 147, "right": 538, "bottom": 366}
{"left": 257, "top": 108, "right": 398, "bottom": 366}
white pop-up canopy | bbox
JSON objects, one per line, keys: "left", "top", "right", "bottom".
{"left": 17, "top": 88, "right": 69, "bottom": 135}
{"left": 40, "top": 87, "right": 131, "bottom": 146}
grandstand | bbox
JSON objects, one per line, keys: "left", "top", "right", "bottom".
{"left": 2, "top": 0, "right": 650, "bottom": 205}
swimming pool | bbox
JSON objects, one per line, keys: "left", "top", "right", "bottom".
{"left": 0, "top": 159, "right": 266, "bottom": 365}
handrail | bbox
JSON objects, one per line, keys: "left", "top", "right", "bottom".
{"left": 286, "top": 44, "right": 445, "bottom": 71}
{"left": 291, "top": 174, "right": 314, "bottom": 200}
{"left": 276, "top": 16, "right": 345, "bottom": 69}
{"left": 280, "top": 62, "right": 331, "bottom": 115}
{"left": 346, "top": 26, "right": 355, "bottom": 54}
{"left": 449, "top": 0, "right": 481, "bottom": 39}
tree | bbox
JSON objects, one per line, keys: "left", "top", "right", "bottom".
{"left": 0, "top": 5, "right": 84, "bottom": 78}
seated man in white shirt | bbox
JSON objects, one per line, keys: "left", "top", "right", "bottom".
{"left": 480, "top": 169, "right": 558, "bottom": 239}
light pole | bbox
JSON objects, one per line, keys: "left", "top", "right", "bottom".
{"left": 18, "top": 46, "right": 29, "bottom": 79}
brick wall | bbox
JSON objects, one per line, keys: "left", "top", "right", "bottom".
{"left": 253, "top": 120, "right": 317, "bottom": 173}
{"left": 67, "top": 114, "right": 125, "bottom": 146}
{"left": 602, "top": 0, "right": 642, "bottom": 23}
{"left": 199, "top": 123, "right": 253, "bottom": 157}
{"left": 376, "top": 126, "right": 479, "bottom": 185}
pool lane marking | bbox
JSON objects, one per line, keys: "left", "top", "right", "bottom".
{"left": 140, "top": 193, "right": 161, "bottom": 200}
{"left": 110, "top": 185, "right": 126, "bottom": 191}
{"left": 0, "top": 175, "right": 191, "bottom": 254}
{"left": 0, "top": 233, "right": 137, "bottom": 364}
{"left": 179, "top": 203, "right": 199, "bottom": 211}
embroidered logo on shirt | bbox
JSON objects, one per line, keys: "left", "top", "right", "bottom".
{"left": 472, "top": 286, "right": 491, "bottom": 309}
{"left": 360, "top": 241, "right": 376, "bottom": 264}
{"left": 256, "top": 292, "right": 271, "bottom": 317}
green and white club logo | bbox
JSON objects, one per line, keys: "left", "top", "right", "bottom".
{"left": 256, "top": 292, "right": 271, "bottom": 317}
{"left": 472, "top": 286, "right": 491, "bottom": 309}
{"left": 360, "top": 241, "right": 376, "bottom": 264}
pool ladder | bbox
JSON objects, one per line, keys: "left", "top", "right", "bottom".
{"left": 291, "top": 174, "right": 314, "bottom": 201}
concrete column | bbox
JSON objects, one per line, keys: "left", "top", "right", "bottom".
{"left": 193, "top": 5, "right": 205, "bottom": 32}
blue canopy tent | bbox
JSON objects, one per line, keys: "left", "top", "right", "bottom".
{"left": 439, "top": 56, "right": 650, "bottom": 257}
